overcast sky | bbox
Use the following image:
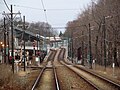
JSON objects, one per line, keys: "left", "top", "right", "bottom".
{"left": 0, "top": 0, "right": 92, "bottom": 32}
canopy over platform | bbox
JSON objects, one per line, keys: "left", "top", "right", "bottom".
{"left": 14, "top": 27, "right": 41, "bottom": 42}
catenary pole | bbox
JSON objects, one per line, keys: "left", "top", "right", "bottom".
{"left": 89, "top": 23, "right": 92, "bottom": 69}
{"left": 23, "top": 16, "right": 26, "bottom": 71}
{"left": 4, "top": 17, "right": 6, "bottom": 63}
{"left": 71, "top": 30, "right": 73, "bottom": 63}
{"left": 103, "top": 16, "right": 106, "bottom": 70}
{"left": 11, "top": 5, "right": 14, "bottom": 73}
{"left": 7, "top": 28, "right": 10, "bottom": 64}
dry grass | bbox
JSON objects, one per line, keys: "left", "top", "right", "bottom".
{"left": 92, "top": 64, "right": 120, "bottom": 84}
{"left": 0, "top": 64, "right": 28, "bottom": 90}
{"left": 0, "top": 64, "right": 12, "bottom": 87}
{"left": 84, "top": 61, "right": 120, "bottom": 78}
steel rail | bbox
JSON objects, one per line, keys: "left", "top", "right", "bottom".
{"left": 60, "top": 61, "right": 100, "bottom": 90}
{"left": 57, "top": 48, "right": 99, "bottom": 89}
{"left": 31, "top": 66, "right": 46, "bottom": 90}
{"left": 52, "top": 50, "right": 60, "bottom": 90}
{"left": 53, "top": 67, "right": 60, "bottom": 90}
{"left": 31, "top": 49, "right": 58, "bottom": 90}
{"left": 75, "top": 65, "right": 120, "bottom": 89}
{"left": 59, "top": 48, "right": 120, "bottom": 89}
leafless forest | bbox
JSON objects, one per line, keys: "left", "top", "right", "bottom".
{"left": 64, "top": 0, "right": 120, "bottom": 67}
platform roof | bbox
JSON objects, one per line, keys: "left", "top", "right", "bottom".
{"left": 14, "top": 27, "right": 41, "bottom": 42}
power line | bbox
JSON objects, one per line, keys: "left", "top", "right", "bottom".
{"left": 3, "top": 0, "right": 11, "bottom": 12}
{"left": 14, "top": 4, "right": 79, "bottom": 11}
{"left": 41, "top": 0, "right": 45, "bottom": 10}
{"left": 0, "top": 2, "right": 80, "bottom": 11}
{"left": 14, "top": 5, "right": 43, "bottom": 10}
{"left": 1, "top": 2, "right": 80, "bottom": 11}
{"left": 40, "top": 0, "right": 48, "bottom": 22}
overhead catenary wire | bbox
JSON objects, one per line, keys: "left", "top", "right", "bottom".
{"left": 40, "top": 0, "right": 45, "bottom": 11}
{"left": 14, "top": 5, "right": 43, "bottom": 10}
{"left": 3, "top": 0, "right": 11, "bottom": 12}
{"left": 14, "top": 4, "right": 79, "bottom": 11}
{"left": 40, "top": 0, "right": 48, "bottom": 23}
{"left": 1, "top": 2, "right": 80, "bottom": 11}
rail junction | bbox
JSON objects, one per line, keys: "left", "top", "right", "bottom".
{"left": 20, "top": 47, "right": 120, "bottom": 90}
{"left": 0, "top": 1, "right": 120, "bottom": 89}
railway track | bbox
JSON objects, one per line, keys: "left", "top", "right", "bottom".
{"left": 58, "top": 48, "right": 66, "bottom": 61}
{"left": 74, "top": 65, "right": 120, "bottom": 90}
{"left": 58, "top": 48, "right": 120, "bottom": 90}
{"left": 31, "top": 50, "right": 60, "bottom": 90}
{"left": 31, "top": 47, "right": 120, "bottom": 90}
{"left": 31, "top": 65, "right": 60, "bottom": 90}
{"left": 54, "top": 48, "right": 99, "bottom": 90}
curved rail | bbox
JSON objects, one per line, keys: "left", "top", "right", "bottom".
{"left": 31, "top": 67, "right": 60, "bottom": 90}
{"left": 59, "top": 61, "right": 100, "bottom": 90}
{"left": 60, "top": 47, "right": 120, "bottom": 89}
{"left": 53, "top": 66, "right": 60, "bottom": 90}
{"left": 31, "top": 49, "right": 60, "bottom": 90}
{"left": 58, "top": 48, "right": 66, "bottom": 60}
{"left": 57, "top": 48, "right": 99, "bottom": 89}
{"left": 31, "top": 66, "right": 46, "bottom": 90}
{"left": 75, "top": 65, "right": 120, "bottom": 89}
{"left": 52, "top": 50, "right": 60, "bottom": 90}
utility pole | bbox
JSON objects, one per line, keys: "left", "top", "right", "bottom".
{"left": 37, "top": 36, "right": 38, "bottom": 51}
{"left": 71, "top": 30, "right": 73, "bottom": 63}
{"left": 88, "top": 23, "right": 92, "bottom": 69}
{"left": 2, "top": 5, "right": 21, "bottom": 73}
{"left": 81, "top": 30, "right": 84, "bottom": 65}
{"left": 44, "top": 27, "right": 47, "bottom": 53}
{"left": 103, "top": 16, "right": 106, "bottom": 70}
{"left": 11, "top": 5, "right": 14, "bottom": 73}
{"left": 4, "top": 17, "right": 6, "bottom": 63}
{"left": 36, "top": 34, "right": 40, "bottom": 56}
{"left": 54, "top": 35, "right": 56, "bottom": 48}
{"left": 7, "top": 28, "right": 10, "bottom": 64}
{"left": 23, "top": 16, "right": 26, "bottom": 71}
{"left": 39, "top": 32, "right": 41, "bottom": 54}
{"left": 67, "top": 34, "right": 70, "bottom": 58}
{"left": 37, "top": 34, "right": 39, "bottom": 52}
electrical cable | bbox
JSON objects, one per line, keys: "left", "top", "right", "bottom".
{"left": 14, "top": 5, "right": 43, "bottom": 10}
{"left": 40, "top": 0, "right": 48, "bottom": 22}
{"left": 41, "top": 0, "right": 45, "bottom": 10}
{"left": 3, "top": 0, "right": 11, "bottom": 12}
{"left": 14, "top": 4, "right": 79, "bottom": 11}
